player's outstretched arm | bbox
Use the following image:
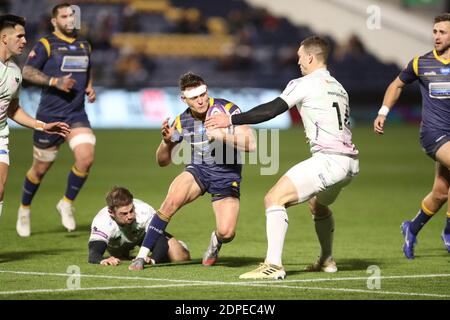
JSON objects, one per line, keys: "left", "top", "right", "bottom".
{"left": 373, "top": 77, "right": 405, "bottom": 135}
{"left": 205, "top": 97, "right": 289, "bottom": 129}
{"left": 7, "top": 99, "right": 70, "bottom": 137}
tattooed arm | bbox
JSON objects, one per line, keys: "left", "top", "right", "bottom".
{"left": 22, "top": 65, "right": 76, "bottom": 92}
{"left": 22, "top": 65, "right": 50, "bottom": 86}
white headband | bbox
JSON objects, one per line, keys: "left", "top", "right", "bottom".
{"left": 183, "top": 85, "right": 207, "bottom": 99}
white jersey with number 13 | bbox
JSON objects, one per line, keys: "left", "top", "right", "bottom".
{"left": 280, "top": 68, "right": 358, "bottom": 156}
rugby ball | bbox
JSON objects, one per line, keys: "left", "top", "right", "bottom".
{"left": 206, "top": 104, "right": 233, "bottom": 134}
{"left": 206, "top": 104, "right": 227, "bottom": 117}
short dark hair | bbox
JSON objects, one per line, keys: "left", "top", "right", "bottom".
{"left": 300, "top": 36, "right": 330, "bottom": 63}
{"left": 434, "top": 13, "right": 450, "bottom": 24}
{"left": 106, "top": 186, "right": 133, "bottom": 213}
{"left": 179, "top": 72, "right": 206, "bottom": 91}
{"left": 52, "top": 3, "right": 73, "bottom": 18}
{"left": 0, "top": 14, "right": 25, "bottom": 32}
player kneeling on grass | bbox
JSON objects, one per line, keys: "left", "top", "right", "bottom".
{"left": 88, "top": 186, "right": 190, "bottom": 266}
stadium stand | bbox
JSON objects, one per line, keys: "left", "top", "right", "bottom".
{"left": 1, "top": 0, "right": 401, "bottom": 92}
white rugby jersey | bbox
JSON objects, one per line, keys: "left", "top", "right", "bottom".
{"left": 89, "top": 199, "right": 156, "bottom": 250}
{"left": 279, "top": 68, "right": 358, "bottom": 156}
{"left": 0, "top": 60, "right": 22, "bottom": 136}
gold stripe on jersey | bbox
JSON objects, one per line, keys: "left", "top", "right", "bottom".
{"left": 413, "top": 57, "right": 419, "bottom": 76}
{"left": 224, "top": 102, "right": 234, "bottom": 111}
{"left": 39, "top": 38, "right": 51, "bottom": 57}
{"left": 53, "top": 30, "right": 76, "bottom": 44}
{"left": 209, "top": 97, "right": 214, "bottom": 106}
{"left": 175, "top": 115, "right": 182, "bottom": 133}
{"left": 433, "top": 49, "right": 450, "bottom": 65}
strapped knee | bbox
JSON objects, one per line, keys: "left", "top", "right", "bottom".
{"left": 33, "top": 146, "right": 58, "bottom": 162}
{"left": 69, "top": 133, "right": 96, "bottom": 150}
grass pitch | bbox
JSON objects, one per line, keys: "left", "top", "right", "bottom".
{"left": 0, "top": 125, "right": 448, "bottom": 300}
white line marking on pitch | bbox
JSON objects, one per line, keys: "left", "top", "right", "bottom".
{"left": 253, "top": 273, "right": 450, "bottom": 284}
{"left": 0, "top": 282, "right": 448, "bottom": 298}
{"left": 0, "top": 270, "right": 449, "bottom": 298}
{"left": 1, "top": 269, "right": 449, "bottom": 285}
{"left": 0, "top": 283, "right": 208, "bottom": 295}
{"left": 245, "top": 283, "right": 450, "bottom": 298}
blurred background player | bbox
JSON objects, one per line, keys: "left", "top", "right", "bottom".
{"left": 16, "top": 3, "right": 96, "bottom": 237}
{"left": 88, "top": 186, "right": 190, "bottom": 266}
{"left": 206, "top": 36, "right": 359, "bottom": 279}
{"left": 374, "top": 13, "right": 450, "bottom": 258}
{"left": 0, "top": 14, "right": 69, "bottom": 222}
{"left": 128, "top": 72, "right": 256, "bottom": 270}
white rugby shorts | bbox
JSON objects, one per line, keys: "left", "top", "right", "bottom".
{"left": 0, "top": 136, "right": 10, "bottom": 165}
{"left": 284, "top": 152, "right": 359, "bottom": 206}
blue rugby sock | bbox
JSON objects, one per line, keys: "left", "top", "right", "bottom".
{"left": 445, "top": 213, "right": 450, "bottom": 234}
{"left": 410, "top": 209, "right": 434, "bottom": 235}
{"left": 142, "top": 212, "right": 170, "bottom": 251}
{"left": 21, "top": 174, "right": 41, "bottom": 206}
{"left": 64, "top": 166, "right": 88, "bottom": 201}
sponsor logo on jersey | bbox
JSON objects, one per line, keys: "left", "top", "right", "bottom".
{"left": 440, "top": 68, "right": 450, "bottom": 75}
{"left": 429, "top": 82, "right": 450, "bottom": 99}
{"left": 69, "top": 45, "right": 77, "bottom": 50}
{"left": 58, "top": 47, "right": 68, "bottom": 51}
{"left": 92, "top": 226, "right": 108, "bottom": 239}
{"left": 424, "top": 71, "right": 437, "bottom": 76}
{"left": 60, "top": 55, "right": 89, "bottom": 72}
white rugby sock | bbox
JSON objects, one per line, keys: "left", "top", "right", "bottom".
{"left": 314, "top": 213, "right": 335, "bottom": 263}
{"left": 0, "top": 201, "right": 3, "bottom": 218}
{"left": 265, "top": 206, "right": 288, "bottom": 267}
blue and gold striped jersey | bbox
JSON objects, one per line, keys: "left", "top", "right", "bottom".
{"left": 400, "top": 50, "right": 450, "bottom": 131}
{"left": 25, "top": 31, "right": 91, "bottom": 118}
{"left": 171, "top": 97, "right": 242, "bottom": 170}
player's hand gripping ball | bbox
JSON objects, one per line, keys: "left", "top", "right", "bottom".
{"left": 206, "top": 104, "right": 233, "bottom": 141}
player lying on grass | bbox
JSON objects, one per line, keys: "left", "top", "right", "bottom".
{"left": 88, "top": 186, "right": 190, "bottom": 266}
